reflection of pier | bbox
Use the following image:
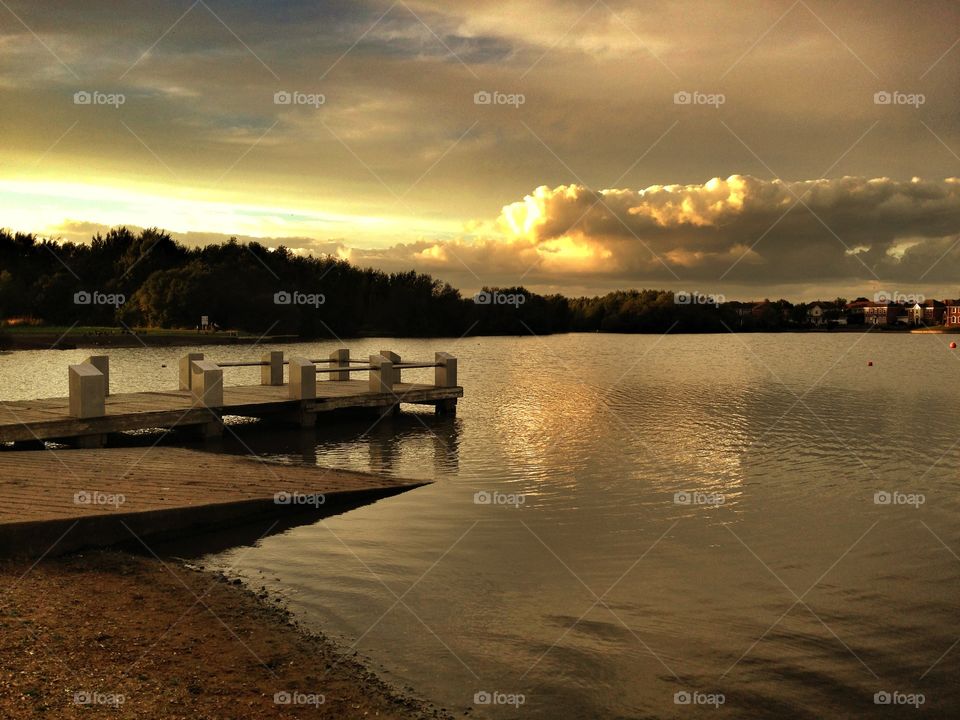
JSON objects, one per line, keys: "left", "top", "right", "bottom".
{"left": 364, "top": 413, "right": 462, "bottom": 476}
{"left": 0, "top": 349, "right": 462, "bottom": 447}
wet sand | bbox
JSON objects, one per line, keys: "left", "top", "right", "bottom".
{"left": 0, "top": 550, "right": 452, "bottom": 719}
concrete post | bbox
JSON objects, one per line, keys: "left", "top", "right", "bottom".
{"left": 190, "top": 360, "right": 223, "bottom": 408}
{"left": 179, "top": 353, "right": 204, "bottom": 390}
{"left": 69, "top": 363, "right": 106, "bottom": 419}
{"left": 289, "top": 357, "right": 317, "bottom": 400}
{"left": 261, "top": 351, "right": 284, "bottom": 386}
{"left": 435, "top": 398, "right": 458, "bottom": 416}
{"left": 329, "top": 348, "right": 350, "bottom": 381}
{"left": 435, "top": 352, "right": 458, "bottom": 387}
{"left": 85, "top": 355, "right": 110, "bottom": 396}
{"left": 379, "top": 350, "right": 401, "bottom": 384}
{"left": 369, "top": 354, "right": 394, "bottom": 393}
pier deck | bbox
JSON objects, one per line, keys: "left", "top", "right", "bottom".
{"left": 0, "top": 380, "right": 462, "bottom": 444}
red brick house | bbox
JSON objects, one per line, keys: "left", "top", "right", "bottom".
{"left": 944, "top": 301, "right": 960, "bottom": 326}
{"left": 908, "top": 299, "right": 946, "bottom": 326}
{"left": 863, "top": 302, "right": 903, "bottom": 326}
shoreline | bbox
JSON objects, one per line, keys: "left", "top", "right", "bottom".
{"left": 0, "top": 549, "right": 452, "bottom": 719}
{"left": 3, "top": 324, "right": 960, "bottom": 352}
{"left": 0, "top": 331, "right": 302, "bottom": 351}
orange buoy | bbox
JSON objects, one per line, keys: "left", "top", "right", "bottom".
{"left": 951, "top": 342, "right": 957, "bottom": 349}
{"left": 867, "top": 361, "right": 873, "bottom": 366}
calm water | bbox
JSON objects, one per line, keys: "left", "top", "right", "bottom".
{"left": 3, "top": 333, "right": 959, "bottom": 718}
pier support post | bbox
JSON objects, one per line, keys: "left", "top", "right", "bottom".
{"left": 74, "top": 433, "right": 106, "bottom": 449}
{"left": 329, "top": 349, "right": 350, "bottom": 381}
{"left": 370, "top": 403, "right": 400, "bottom": 421}
{"left": 435, "top": 398, "right": 458, "bottom": 416}
{"left": 261, "top": 351, "right": 284, "bottom": 386}
{"left": 287, "top": 358, "right": 317, "bottom": 427}
{"left": 69, "top": 363, "right": 106, "bottom": 419}
{"left": 194, "top": 421, "right": 224, "bottom": 439}
{"left": 85, "top": 355, "right": 110, "bottom": 396}
{"left": 369, "top": 354, "right": 394, "bottom": 394}
{"left": 434, "top": 352, "right": 458, "bottom": 416}
{"left": 13, "top": 439, "right": 45, "bottom": 450}
{"left": 190, "top": 360, "right": 223, "bottom": 408}
{"left": 379, "top": 350, "right": 402, "bottom": 384}
{"left": 179, "top": 353, "right": 204, "bottom": 390}
{"left": 435, "top": 352, "right": 457, "bottom": 387}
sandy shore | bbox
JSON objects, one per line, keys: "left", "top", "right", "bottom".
{"left": 0, "top": 550, "right": 452, "bottom": 719}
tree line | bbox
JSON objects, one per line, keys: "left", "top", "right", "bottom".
{"left": 0, "top": 227, "right": 835, "bottom": 337}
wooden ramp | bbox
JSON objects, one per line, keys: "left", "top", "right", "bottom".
{"left": 0, "top": 380, "right": 463, "bottom": 445}
{"left": 0, "top": 447, "right": 427, "bottom": 557}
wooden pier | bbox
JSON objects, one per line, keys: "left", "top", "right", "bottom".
{"left": 0, "top": 348, "right": 462, "bottom": 447}
{"left": 0, "top": 447, "right": 427, "bottom": 557}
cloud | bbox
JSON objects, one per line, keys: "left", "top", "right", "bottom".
{"left": 4, "top": 0, "right": 960, "bottom": 300}
{"left": 33, "top": 175, "right": 960, "bottom": 301}
{"left": 349, "top": 175, "right": 960, "bottom": 291}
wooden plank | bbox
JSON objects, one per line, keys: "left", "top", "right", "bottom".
{"left": 0, "top": 447, "right": 427, "bottom": 557}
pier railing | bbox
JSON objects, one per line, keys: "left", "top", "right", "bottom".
{"left": 66, "top": 349, "right": 458, "bottom": 420}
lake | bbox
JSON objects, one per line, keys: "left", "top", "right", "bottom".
{"left": 2, "top": 332, "right": 958, "bottom": 718}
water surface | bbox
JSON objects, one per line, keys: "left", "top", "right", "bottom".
{"left": 3, "top": 333, "right": 958, "bottom": 718}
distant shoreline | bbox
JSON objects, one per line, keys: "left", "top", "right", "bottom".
{"left": 0, "top": 329, "right": 301, "bottom": 351}
{"left": 0, "top": 325, "right": 960, "bottom": 351}
{"left": 3, "top": 324, "right": 960, "bottom": 351}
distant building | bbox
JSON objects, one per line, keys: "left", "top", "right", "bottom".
{"left": 845, "top": 300, "right": 870, "bottom": 325}
{"left": 862, "top": 301, "right": 903, "bottom": 326}
{"left": 806, "top": 302, "right": 845, "bottom": 326}
{"left": 726, "top": 301, "right": 756, "bottom": 318}
{"left": 906, "top": 300, "right": 945, "bottom": 326}
{"left": 807, "top": 303, "right": 826, "bottom": 326}
{"left": 724, "top": 301, "right": 758, "bottom": 327}
{"left": 945, "top": 301, "right": 960, "bottom": 327}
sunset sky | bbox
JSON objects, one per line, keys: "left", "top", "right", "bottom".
{"left": 2, "top": 0, "right": 959, "bottom": 299}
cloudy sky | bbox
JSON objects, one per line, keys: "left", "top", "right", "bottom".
{"left": 1, "top": 0, "right": 959, "bottom": 299}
